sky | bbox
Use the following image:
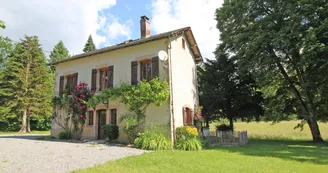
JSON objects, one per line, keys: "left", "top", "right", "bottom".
{"left": 0, "top": 0, "right": 222, "bottom": 59}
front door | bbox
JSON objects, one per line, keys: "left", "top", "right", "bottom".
{"left": 97, "top": 110, "right": 107, "bottom": 139}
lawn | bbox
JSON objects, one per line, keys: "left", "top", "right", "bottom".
{"left": 0, "top": 130, "right": 50, "bottom": 135}
{"left": 74, "top": 121, "right": 328, "bottom": 173}
{"left": 211, "top": 120, "right": 328, "bottom": 140}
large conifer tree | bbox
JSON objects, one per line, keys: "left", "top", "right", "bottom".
{"left": 49, "top": 40, "right": 69, "bottom": 63}
{"left": 0, "top": 36, "right": 53, "bottom": 132}
{"left": 83, "top": 35, "right": 96, "bottom": 53}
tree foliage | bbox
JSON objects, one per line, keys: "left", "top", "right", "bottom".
{"left": 83, "top": 35, "right": 96, "bottom": 53}
{"left": 88, "top": 78, "right": 170, "bottom": 120}
{"left": 49, "top": 40, "right": 69, "bottom": 64}
{"left": 199, "top": 44, "right": 264, "bottom": 128}
{"left": 0, "top": 36, "right": 12, "bottom": 68}
{"left": 0, "top": 20, "right": 5, "bottom": 29}
{"left": 216, "top": 0, "right": 328, "bottom": 141}
{"left": 0, "top": 36, "right": 53, "bottom": 132}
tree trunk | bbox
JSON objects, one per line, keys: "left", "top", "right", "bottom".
{"left": 19, "top": 110, "right": 27, "bottom": 133}
{"left": 229, "top": 118, "right": 234, "bottom": 129}
{"left": 272, "top": 56, "right": 323, "bottom": 142}
{"left": 307, "top": 115, "right": 323, "bottom": 142}
{"left": 27, "top": 112, "right": 31, "bottom": 133}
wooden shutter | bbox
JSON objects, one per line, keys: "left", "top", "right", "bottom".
{"left": 107, "top": 65, "right": 114, "bottom": 88}
{"left": 131, "top": 61, "right": 138, "bottom": 85}
{"left": 151, "top": 56, "right": 159, "bottom": 79}
{"left": 59, "top": 76, "right": 64, "bottom": 94}
{"left": 91, "top": 69, "right": 97, "bottom": 92}
{"left": 183, "top": 107, "right": 186, "bottom": 126}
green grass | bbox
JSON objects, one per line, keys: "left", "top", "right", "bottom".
{"left": 73, "top": 121, "right": 328, "bottom": 173}
{"left": 0, "top": 130, "right": 50, "bottom": 135}
{"left": 211, "top": 120, "right": 328, "bottom": 140}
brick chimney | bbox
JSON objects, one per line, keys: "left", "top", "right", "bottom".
{"left": 140, "top": 15, "right": 150, "bottom": 38}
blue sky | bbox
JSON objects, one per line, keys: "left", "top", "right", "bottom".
{"left": 97, "top": 0, "right": 153, "bottom": 47}
{"left": 0, "top": 0, "right": 222, "bottom": 59}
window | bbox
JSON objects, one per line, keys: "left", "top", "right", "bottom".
{"left": 140, "top": 60, "right": 152, "bottom": 81}
{"left": 99, "top": 68, "right": 107, "bottom": 91}
{"left": 183, "top": 107, "right": 193, "bottom": 126}
{"left": 182, "top": 38, "right": 185, "bottom": 49}
{"left": 88, "top": 111, "right": 94, "bottom": 125}
{"left": 59, "top": 76, "right": 64, "bottom": 94}
{"left": 110, "top": 109, "right": 117, "bottom": 125}
{"left": 66, "top": 75, "right": 73, "bottom": 94}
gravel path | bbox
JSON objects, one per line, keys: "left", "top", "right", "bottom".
{"left": 0, "top": 135, "right": 147, "bottom": 173}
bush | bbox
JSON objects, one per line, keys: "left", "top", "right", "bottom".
{"left": 175, "top": 126, "right": 202, "bottom": 151}
{"left": 216, "top": 124, "right": 233, "bottom": 131}
{"left": 176, "top": 138, "right": 202, "bottom": 151}
{"left": 102, "top": 124, "right": 119, "bottom": 142}
{"left": 58, "top": 131, "right": 72, "bottom": 140}
{"left": 176, "top": 126, "right": 198, "bottom": 139}
{"left": 134, "top": 126, "right": 172, "bottom": 150}
{"left": 120, "top": 114, "right": 139, "bottom": 144}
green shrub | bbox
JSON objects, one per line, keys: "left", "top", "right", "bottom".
{"left": 176, "top": 126, "right": 198, "bottom": 139}
{"left": 120, "top": 114, "right": 139, "bottom": 144}
{"left": 216, "top": 124, "right": 233, "bottom": 131}
{"left": 134, "top": 126, "right": 172, "bottom": 150}
{"left": 176, "top": 137, "right": 202, "bottom": 151}
{"left": 102, "top": 124, "right": 119, "bottom": 142}
{"left": 58, "top": 131, "right": 72, "bottom": 140}
{"left": 175, "top": 126, "right": 202, "bottom": 151}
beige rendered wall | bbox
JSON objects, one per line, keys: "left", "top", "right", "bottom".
{"left": 51, "top": 39, "right": 171, "bottom": 143}
{"left": 170, "top": 35, "right": 199, "bottom": 128}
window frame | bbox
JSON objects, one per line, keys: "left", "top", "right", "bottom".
{"left": 98, "top": 68, "right": 107, "bottom": 91}
{"left": 66, "top": 75, "right": 74, "bottom": 95}
{"left": 140, "top": 59, "right": 152, "bottom": 81}
{"left": 88, "top": 111, "right": 94, "bottom": 126}
{"left": 110, "top": 108, "right": 117, "bottom": 125}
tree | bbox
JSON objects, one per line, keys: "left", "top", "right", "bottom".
{"left": 199, "top": 45, "right": 263, "bottom": 129}
{"left": 0, "top": 20, "right": 5, "bottom": 29}
{"left": 216, "top": 0, "right": 328, "bottom": 141}
{"left": 0, "top": 36, "right": 12, "bottom": 69}
{"left": 83, "top": 35, "right": 96, "bottom": 53}
{"left": 0, "top": 36, "right": 53, "bottom": 132}
{"left": 49, "top": 41, "right": 69, "bottom": 64}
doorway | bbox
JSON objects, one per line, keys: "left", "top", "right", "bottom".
{"left": 97, "top": 109, "right": 107, "bottom": 139}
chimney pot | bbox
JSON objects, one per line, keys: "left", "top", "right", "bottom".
{"left": 140, "top": 15, "right": 150, "bottom": 38}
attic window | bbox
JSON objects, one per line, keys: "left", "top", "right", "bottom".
{"left": 182, "top": 38, "right": 185, "bottom": 49}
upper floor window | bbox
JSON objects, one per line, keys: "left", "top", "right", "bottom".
{"left": 59, "top": 73, "right": 78, "bottom": 95}
{"left": 131, "top": 57, "right": 159, "bottom": 85}
{"left": 140, "top": 60, "right": 152, "bottom": 81}
{"left": 99, "top": 68, "right": 107, "bottom": 91}
{"left": 91, "top": 66, "right": 114, "bottom": 92}
{"left": 66, "top": 75, "right": 73, "bottom": 94}
{"left": 182, "top": 38, "right": 185, "bottom": 49}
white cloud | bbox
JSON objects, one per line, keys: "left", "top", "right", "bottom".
{"left": 0, "top": 0, "right": 116, "bottom": 56}
{"left": 151, "top": 0, "right": 222, "bottom": 60}
{"left": 107, "top": 17, "right": 133, "bottom": 40}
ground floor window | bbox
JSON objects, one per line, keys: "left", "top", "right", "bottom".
{"left": 88, "top": 111, "right": 94, "bottom": 125}
{"left": 110, "top": 109, "right": 117, "bottom": 125}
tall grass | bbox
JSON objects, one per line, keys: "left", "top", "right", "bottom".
{"left": 134, "top": 125, "right": 172, "bottom": 150}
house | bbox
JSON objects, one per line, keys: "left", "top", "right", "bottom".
{"left": 50, "top": 16, "right": 203, "bottom": 143}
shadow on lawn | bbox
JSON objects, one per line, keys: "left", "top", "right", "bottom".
{"left": 212, "top": 139, "right": 328, "bottom": 165}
